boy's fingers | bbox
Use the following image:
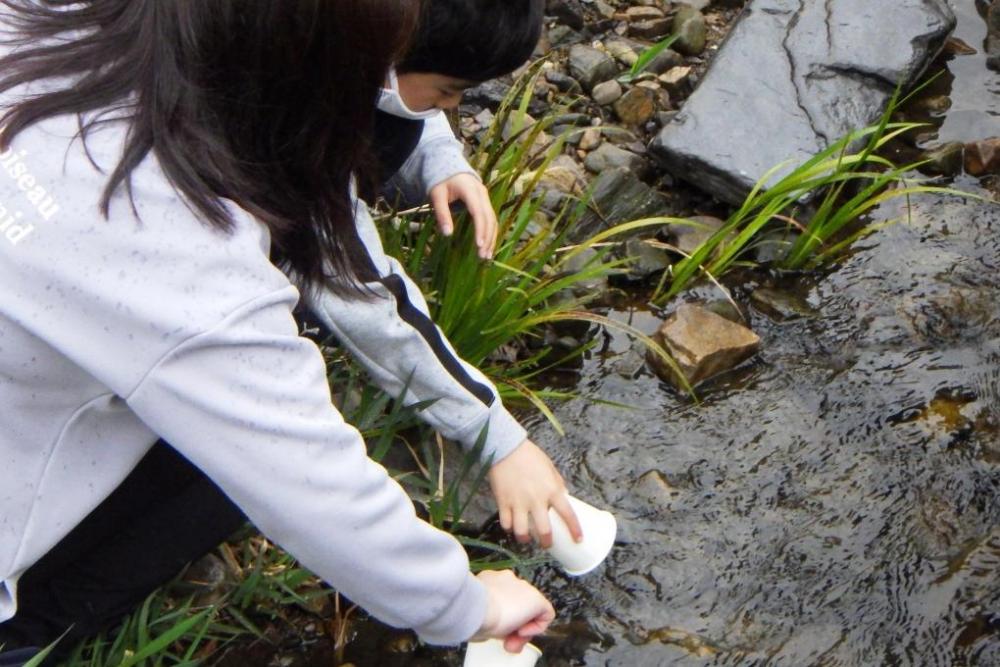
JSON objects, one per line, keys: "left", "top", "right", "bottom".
{"left": 504, "top": 634, "right": 531, "bottom": 653}
{"left": 512, "top": 508, "right": 531, "bottom": 543}
{"left": 430, "top": 187, "right": 454, "bottom": 236}
{"left": 498, "top": 505, "right": 513, "bottom": 532}
{"left": 551, "top": 494, "right": 584, "bottom": 543}
{"left": 532, "top": 504, "right": 554, "bottom": 549}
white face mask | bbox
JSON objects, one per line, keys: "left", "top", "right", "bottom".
{"left": 377, "top": 68, "right": 440, "bottom": 120}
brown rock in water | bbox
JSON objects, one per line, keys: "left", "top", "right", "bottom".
{"left": 647, "top": 303, "right": 760, "bottom": 389}
{"left": 613, "top": 86, "right": 657, "bottom": 126}
{"left": 964, "top": 137, "right": 1000, "bottom": 175}
{"left": 920, "top": 141, "right": 965, "bottom": 177}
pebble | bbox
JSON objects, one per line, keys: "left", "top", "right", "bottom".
{"left": 630, "top": 17, "right": 673, "bottom": 39}
{"left": 591, "top": 78, "right": 624, "bottom": 105}
{"left": 624, "top": 6, "right": 665, "bottom": 21}
{"left": 568, "top": 43, "right": 620, "bottom": 91}
{"left": 583, "top": 142, "right": 647, "bottom": 173}
{"left": 579, "top": 127, "right": 603, "bottom": 151}
{"left": 658, "top": 65, "right": 693, "bottom": 93}
{"left": 614, "top": 86, "right": 657, "bottom": 125}
{"left": 964, "top": 137, "right": 1000, "bottom": 176}
{"left": 672, "top": 5, "right": 708, "bottom": 56}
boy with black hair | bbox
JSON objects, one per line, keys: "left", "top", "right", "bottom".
{"left": 357, "top": 0, "right": 583, "bottom": 551}
{"left": 374, "top": 0, "right": 545, "bottom": 260}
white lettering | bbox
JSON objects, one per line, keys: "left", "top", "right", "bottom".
{"left": 6, "top": 223, "right": 33, "bottom": 244}
{"left": 0, "top": 148, "right": 60, "bottom": 245}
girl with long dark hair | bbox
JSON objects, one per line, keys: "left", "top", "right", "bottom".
{"left": 0, "top": 1, "right": 577, "bottom": 663}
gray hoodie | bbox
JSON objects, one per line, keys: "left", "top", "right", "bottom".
{"left": 0, "top": 72, "right": 525, "bottom": 644}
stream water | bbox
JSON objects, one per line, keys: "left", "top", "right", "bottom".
{"left": 522, "top": 3, "right": 1000, "bottom": 665}
{"left": 318, "top": 2, "right": 1000, "bottom": 666}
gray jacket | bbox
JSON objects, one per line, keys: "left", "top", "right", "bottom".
{"left": 0, "top": 79, "right": 524, "bottom": 645}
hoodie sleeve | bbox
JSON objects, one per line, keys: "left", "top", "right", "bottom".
{"left": 303, "top": 200, "right": 527, "bottom": 465}
{"left": 123, "top": 285, "right": 488, "bottom": 645}
{"left": 386, "top": 111, "right": 480, "bottom": 205}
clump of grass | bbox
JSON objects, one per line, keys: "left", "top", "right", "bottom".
{"left": 651, "top": 84, "right": 981, "bottom": 304}
{"left": 381, "top": 61, "right": 688, "bottom": 417}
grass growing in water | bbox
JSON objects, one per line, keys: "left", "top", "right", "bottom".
{"left": 651, "top": 85, "right": 982, "bottom": 304}
{"left": 382, "top": 61, "right": 686, "bottom": 417}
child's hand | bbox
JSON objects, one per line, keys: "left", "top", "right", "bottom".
{"left": 473, "top": 569, "right": 555, "bottom": 652}
{"left": 429, "top": 173, "right": 497, "bottom": 259}
{"left": 487, "top": 439, "right": 583, "bottom": 548}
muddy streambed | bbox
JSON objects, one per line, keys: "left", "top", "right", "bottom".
{"left": 219, "top": 3, "right": 1000, "bottom": 666}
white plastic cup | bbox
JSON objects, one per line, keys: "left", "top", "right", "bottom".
{"left": 547, "top": 494, "right": 617, "bottom": 576}
{"left": 463, "top": 639, "right": 542, "bottom": 667}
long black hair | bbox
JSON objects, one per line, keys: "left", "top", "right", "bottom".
{"left": 0, "top": 0, "right": 419, "bottom": 296}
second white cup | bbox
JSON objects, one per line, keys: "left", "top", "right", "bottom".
{"left": 547, "top": 495, "right": 617, "bottom": 576}
{"left": 463, "top": 639, "right": 542, "bottom": 667}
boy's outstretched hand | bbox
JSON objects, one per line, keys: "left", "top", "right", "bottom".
{"left": 488, "top": 439, "right": 583, "bottom": 548}
{"left": 429, "top": 173, "right": 497, "bottom": 259}
{"left": 473, "top": 569, "right": 554, "bottom": 652}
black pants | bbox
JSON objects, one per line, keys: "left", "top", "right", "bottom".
{"left": 0, "top": 442, "right": 247, "bottom": 663}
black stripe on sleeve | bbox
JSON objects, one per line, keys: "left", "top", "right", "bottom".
{"left": 378, "top": 274, "right": 496, "bottom": 407}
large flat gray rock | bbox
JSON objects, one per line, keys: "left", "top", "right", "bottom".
{"left": 649, "top": 0, "right": 955, "bottom": 204}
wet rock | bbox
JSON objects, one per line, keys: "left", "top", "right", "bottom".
{"left": 625, "top": 237, "right": 672, "bottom": 278}
{"left": 573, "top": 167, "right": 671, "bottom": 241}
{"left": 964, "top": 137, "right": 1000, "bottom": 175}
{"left": 568, "top": 44, "right": 619, "bottom": 92}
{"left": 613, "top": 86, "right": 658, "bottom": 125}
{"left": 650, "top": 0, "right": 956, "bottom": 205}
{"left": 548, "top": 23, "right": 585, "bottom": 48}
{"left": 750, "top": 286, "right": 818, "bottom": 321}
{"left": 591, "top": 78, "right": 624, "bottom": 105}
{"left": 672, "top": 5, "right": 708, "bottom": 56}
{"left": 668, "top": 214, "right": 726, "bottom": 256}
{"left": 920, "top": 141, "right": 965, "bottom": 176}
{"left": 584, "top": 141, "right": 648, "bottom": 173}
{"left": 546, "top": 0, "right": 586, "bottom": 30}
{"left": 647, "top": 303, "right": 761, "bottom": 389}
{"left": 545, "top": 69, "right": 583, "bottom": 94}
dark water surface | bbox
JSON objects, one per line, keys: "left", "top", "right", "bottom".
{"left": 523, "top": 2, "right": 1000, "bottom": 663}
